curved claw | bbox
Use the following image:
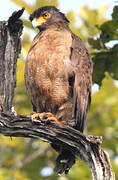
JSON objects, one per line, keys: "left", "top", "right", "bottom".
{"left": 31, "top": 112, "right": 58, "bottom": 123}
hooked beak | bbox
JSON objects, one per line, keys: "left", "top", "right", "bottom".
{"left": 32, "top": 17, "right": 46, "bottom": 28}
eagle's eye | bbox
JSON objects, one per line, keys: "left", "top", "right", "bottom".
{"left": 42, "top": 12, "right": 51, "bottom": 19}
{"left": 31, "top": 12, "right": 51, "bottom": 28}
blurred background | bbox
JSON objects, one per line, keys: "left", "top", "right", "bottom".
{"left": 0, "top": 0, "right": 118, "bottom": 180}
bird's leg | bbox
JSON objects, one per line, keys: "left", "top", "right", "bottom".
{"left": 31, "top": 112, "right": 58, "bottom": 123}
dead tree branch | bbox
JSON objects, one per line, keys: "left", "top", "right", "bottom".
{"left": 0, "top": 8, "right": 24, "bottom": 113}
{"left": 0, "top": 8, "right": 115, "bottom": 180}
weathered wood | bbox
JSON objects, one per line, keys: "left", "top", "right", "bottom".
{"left": 0, "top": 8, "right": 24, "bottom": 113}
{"left": 0, "top": 8, "right": 115, "bottom": 180}
{"left": 0, "top": 113, "right": 115, "bottom": 180}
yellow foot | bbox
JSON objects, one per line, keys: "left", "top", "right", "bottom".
{"left": 31, "top": 112, "right": 58, "bottom": 123}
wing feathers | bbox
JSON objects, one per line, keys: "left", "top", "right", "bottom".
{"left": 71, "top": 34, "right": 92, "bottom": 132}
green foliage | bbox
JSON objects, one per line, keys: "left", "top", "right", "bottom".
{"left": 100, "top": 20, "right": 118, "bottom": 42}
{"left": 0, "top": 1, "right": 118, "bottom": 180}
{"left": 112, "top": 6, "right": 118, "bottom": 19}
{"left": 90, "top": 6, "right": 118, "bottom": 85}
{"left": 92, "top": 44, "right": 118, "bottom": 85}
{"left": 100, "top": 5, "right": 118, "bottom": 43}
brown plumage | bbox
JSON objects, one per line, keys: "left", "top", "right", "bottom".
{"left": 25, "top": 6, "right": 92, "bottom": 175}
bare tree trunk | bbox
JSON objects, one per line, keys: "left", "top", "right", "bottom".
{"left": 0, "top": 8, "right": 115, "bottom": 180}
{"left": 0, "top": 8, "right": 24, "bottom": 113}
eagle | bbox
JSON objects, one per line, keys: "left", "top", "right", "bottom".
{"left": 25, "top": 6, "right": 92, "bottom": 175}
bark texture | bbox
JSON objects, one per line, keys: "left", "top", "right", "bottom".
{"left": 0, "top": 8, "right": 115, "bottom": 180}
{"left": 0, "top": 8, "right": 24, "bottom": 113}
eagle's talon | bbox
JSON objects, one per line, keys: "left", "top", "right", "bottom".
{"left": 31, "top": 113, "right": 43, "bottom": 123}
{"left": 31, "top": 112, "right": 58, "bottom": 123}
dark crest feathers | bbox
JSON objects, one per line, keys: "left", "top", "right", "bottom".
{"left": 29, "top": 6, "right": 69, "bottom": 24}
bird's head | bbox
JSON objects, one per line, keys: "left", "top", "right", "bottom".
{"left": 29, "top": 6, "right": 69, "bottom": 30}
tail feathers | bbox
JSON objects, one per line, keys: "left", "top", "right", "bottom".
{"left": 54, "top": 150, "right": 75, "bottom": 175}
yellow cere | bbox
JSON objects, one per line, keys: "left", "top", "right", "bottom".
{"left": 32, "top": 12, "right": 51, "bottom": 27}
{"left": 36, "top": 16, "right": 46, "bottom": 25}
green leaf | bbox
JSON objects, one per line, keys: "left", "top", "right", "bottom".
{"left": 107, "top": 44, "right": 118, "bottom": 80}
{"left": 100, "top": 20, "right": 118, "bottom": 42}
{"left": 112, "top": 6, "right": 118, "bottom": 20}
{"left": 88, "top": 38, "right": 102, "bottom": 49}
{"left": 92, "top": 44, "right": 118, "bottom": 85}
{"left": 92, "top": 52, "right": 106, "bottom": 85}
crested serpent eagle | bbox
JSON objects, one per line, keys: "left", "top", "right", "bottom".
{"left": 25, "top": 6, "right": 93, "bottom": 175}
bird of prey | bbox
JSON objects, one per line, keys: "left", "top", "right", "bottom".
{"left": 25, "top": 6, "right": 92, "bottom": 175}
